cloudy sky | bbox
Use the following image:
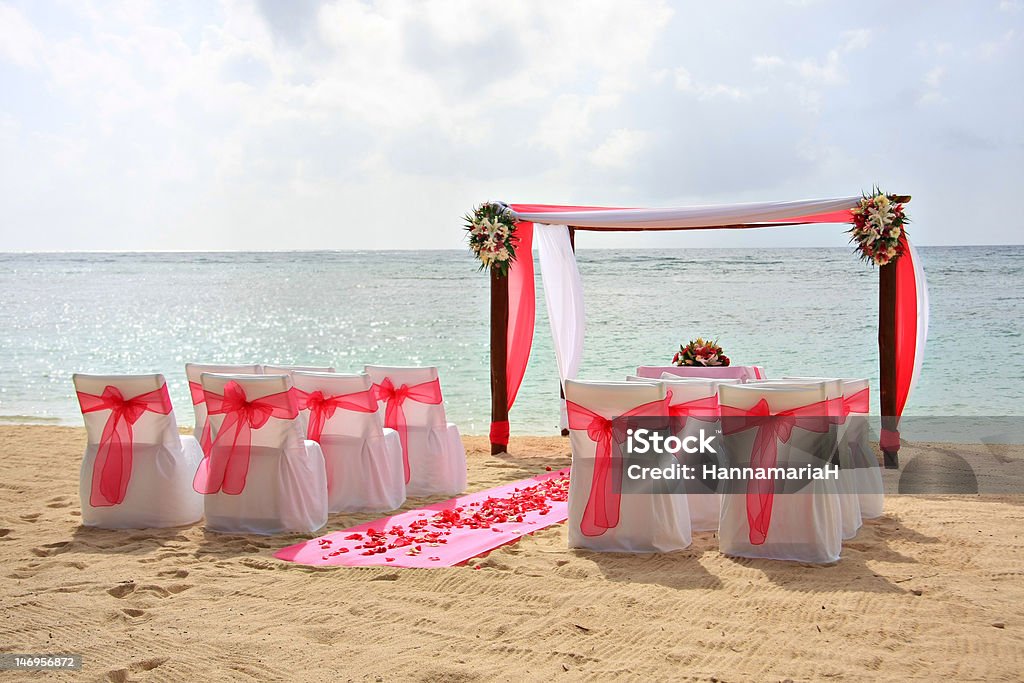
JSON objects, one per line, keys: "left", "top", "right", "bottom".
{"left": 1, "top": 0, "right": 1021, "bottom": 251}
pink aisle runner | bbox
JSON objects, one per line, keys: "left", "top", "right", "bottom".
{"left": 275, "top": 468, "right": 570, "bottom": 568}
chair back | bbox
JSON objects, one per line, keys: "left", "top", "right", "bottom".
{"left": 74, "top": 373, "right": 179, "bottom": 448}
{"left": 364, "top": 365, "right": 448, "bottom": 428}
{"left": 185, "top": 363, "right": 262, "bottom": 432}
{"left": 263, "top": 364, "right": 336, "bottom": 376}
{"left": 292, "top": 371, "right": 383, "bottom": 439}
{"left": 564, "top": 380, "right": 666, "bottom": 422}
{"left": 200, "top": 373, "right": 303, "bottom": 450}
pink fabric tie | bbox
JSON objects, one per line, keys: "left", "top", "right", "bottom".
{"left": 293, "top": 387, "right": 378, "bottom": 443}
{"left": 372, "top": 377, "right": 444, "bottom": 484}
{"left": 668, "top": 394, "right": 719, "bottom": 434}
{"left": 842, "top": 388, "right": 870, "bottom": 421}
{"left": 77, "top": 384, "right": 173, "bottom": 507}
{"left": 189, "top": 380, "right": 213, "bottom": 456}
{"left": 566, "top": 394, "right": 672, "bottom": 537}
{"left": 192, "top": 381, "right": 298, "bottom": 495}
{"left": 721, "top": 398, "right": 830, "bottom": 545}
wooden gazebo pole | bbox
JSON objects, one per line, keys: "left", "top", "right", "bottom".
{"left": 878, "top": 261, "right": 900, "bottom": 468}
{"left": 490, "top": 268, "right": 509, "bottom": 455}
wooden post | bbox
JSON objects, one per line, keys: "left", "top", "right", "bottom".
{"left": 559, "top": 228, "right": 577, "bottom": 437}
{"left": 878, "top": 261, "right": 900, "bottom": 468}
{"left": 490, "top": 268, "right": 510, "bottom": 455}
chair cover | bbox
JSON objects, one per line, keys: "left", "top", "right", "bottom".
{"left": 184, "top": 363, "right": 262, "bottom": 455}
{"left": 263, "top": 364, "right": 337, "bottom": 376}
{"left": 292, "top": 371, "right": 406, "bottom": 513}
{"left": 841, "top": 378, "right": 884, "bottom": 519}
{"left": 263, "top": 365, "right": 337, "bottom": 434}
{"left": 756, "top": 378, "right": 860, "bottom": 540}
{"left": 564, "top": 380, "right": 691, "bottom": 553}
{"left": 718, "top": 383, "right": 842, "bottom": 563}
{"left": 364, "top": 365, "right": 467, "bottom": 497}
{"left": 74, "top": 373, "right": 203, "bottom": 529}
{"left": 636, "top": 365, "right": 764, "bottom": 381}
{"left": 197, "top": 373, "right": 327, "bottom": 535}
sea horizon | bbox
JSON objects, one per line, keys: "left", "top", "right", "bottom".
{"left": 2, "top": 246, "right": 1022, "bottom": 433}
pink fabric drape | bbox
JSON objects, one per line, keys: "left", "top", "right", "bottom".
{"left": 895, "top": 234, "right": 918, "bottom": 416}
{"left": 293, "top": 387, "right": 377, "bottom": 443}
{"left": 192, "top": 381, "right": 298, "bottom": 495}
{"left": 77, "top": 384, "right": 173, "bottom": 507}
{"left": 490, "top": 219, "right": 536, "bottom": 447}
{"left": 372, "top": 377, "right": 443, "bottom": 483}
{"left": 189, "top": 380, "right": 213, "bottom": 455}
{"left": 566, "top": 394, "right": 671, "bottom": 537}
{"left": 720, "top": 398, "right": 830, "bottom": 545}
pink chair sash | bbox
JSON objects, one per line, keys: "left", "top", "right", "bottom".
{"left": 566, "top": 394, "right": 671, "bottom": 537}
{"left": 371, "top": 377, "right": 444, "bottom": 484}
{"left": 77, "top": 384, "right": 173, "bottom": 507}
{"left": 842, "top": 387, "right": 870, "bottom": 421}
{"left": 189, "top": 380, "right": 213, "bottom": 455}
{"left": 668, "top": 394, "right": 719, "bottom": 434}
{"left": 721, "top": 398, "right": 830, "bottom": 545}
{"left": 192, "top": 381, "right": 298, "bottom": 495}
{"left": 293, "top": 387, "right": 378, "bottom": 442}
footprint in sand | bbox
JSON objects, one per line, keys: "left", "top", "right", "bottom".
{"left": 158, "top": 568, "right": 189, "bottom": 578}
{"left": 0, "top": 528, "right": 11, "bottom": 539}
{"left": 122, "top": 608, "right": 146, "bottom": 618}
{"left": 107, "top": 582, "right": 137, "bottom": 599}
{"left": 106, "top": 657, "right": 168, "bottom": 681}
{"left": 46, "top": 496, "right": 73, "bottom": 509}
{"left": 30, "top": 541, "right": 70, "bottom": 557}
{"left": 20, "top": 512, "right": 41, "bottom": 523}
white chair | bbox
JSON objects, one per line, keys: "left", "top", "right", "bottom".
{"left": 184, "top": 363, "right": 262, "bottom": 454}
{"left": 74, "top": 373, "right": 203, "bottom": 529}
{"left": 292, "top": 371, "right": 406, "bottom": 513}
{"left": 636, "top": 365, "right": 763, "bottom": 381}
{"left": 364, "top": 365, "right": 467, "bottom": 497}
{"left": 564, "top": 380, "right": 691, "bottom": 553}
{"left": 718, "top": 383, "right": 842, "bottom": 563}
{"left": 263, "top": 364, "right": 336, "bottom": 376}
{"left": 196, "top": 373, "right": 327, "bottom": 535}
{"left": 753, "top": 378, "right": 860, "bottom": 540}
{"left": 840, "top": 378, "right": 884, "bottom": 519}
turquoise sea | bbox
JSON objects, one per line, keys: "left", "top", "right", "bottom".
{"left": 1, "top": 247, "right": 1022, "bottom": 435}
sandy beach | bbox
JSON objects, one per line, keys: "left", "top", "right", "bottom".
{"left": 0, "top": 426, "right": 1021, "bottom": 681}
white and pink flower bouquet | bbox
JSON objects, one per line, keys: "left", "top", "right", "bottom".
{"left": 464, "top": 202, "right": 519, "bottom": 276}
{"left": 849, "top": 188, "right": 909, "bottom": 266}
{"left": 673, "top": 338, "right": 730, "bottom": 367}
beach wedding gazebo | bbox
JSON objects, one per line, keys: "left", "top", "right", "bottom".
{"left": 468, "top": 195, "right": 928, "bottom": 468}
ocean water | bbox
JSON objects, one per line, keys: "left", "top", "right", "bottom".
{"left": 1, "top": 247, "right": 1021, "bottom": 435}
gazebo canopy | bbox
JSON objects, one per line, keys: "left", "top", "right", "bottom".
{"left": 484, "top": 194, "right": 927, "bottom": 469}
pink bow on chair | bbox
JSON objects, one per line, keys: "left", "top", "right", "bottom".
{"left": 721, "top": 398, "right": 830, "bottom": 545}
{"left": 192, "top": 381, "right": 298, "bottom": 495}
{"left": 293, "top": 387, "right": 378, "bottom": 442}
{"left": 371, "top": 377, "right": 443, "bottom": 484}
{"left": 77, "top": 385, "right": 173, "bottom": 507}
{"left": 566, "top": 395, "right": 672, "bottom": 537}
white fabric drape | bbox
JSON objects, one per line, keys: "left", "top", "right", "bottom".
{"left": 536, "top": 225, "right": 585, "bottom": 429}
{"left": 514, "top": 197, "right": 861, "bottom": 229}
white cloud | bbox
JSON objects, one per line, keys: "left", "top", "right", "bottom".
{"left": 588, "top": 128, "right": 651, "bottom": 169}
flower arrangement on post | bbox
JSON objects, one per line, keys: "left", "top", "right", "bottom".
{"left": 673, "top": 338, "right": 730, "bottom": 367}
{"left": 464, "top": 202, "right": 519, "bottom": 277}
{"left": 849, "top": 188, "right": 909, "bottom": 267}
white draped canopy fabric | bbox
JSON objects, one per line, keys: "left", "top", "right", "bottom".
{"left": 489, "top": 197, "right": 928, "bottom": 448}
{"left": 535, "top": 225, "right": 585, "bottom": 429}
{"left": 512, "top": 197, "right": 862, "bottom": 230}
